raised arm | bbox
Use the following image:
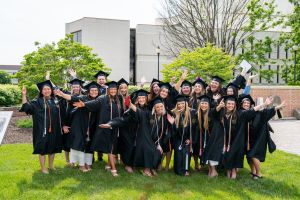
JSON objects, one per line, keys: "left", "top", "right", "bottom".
{"left": 174, "top": 69, "right": 188, "bottom": 91}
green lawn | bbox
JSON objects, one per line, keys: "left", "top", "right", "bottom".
{"left": 0, "top": 144, "right": 299, "bottom": 200}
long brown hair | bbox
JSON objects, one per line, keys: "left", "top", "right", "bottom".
{"left": 148, "top": 82, "right": 159, "bottom": 101}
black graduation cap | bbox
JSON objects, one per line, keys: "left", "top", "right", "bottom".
{"left": 223, "top": 95, "right": 238, "bottom": 103}
{"left": 149, "top": 96, "right": 164, "bottom": 109}
{"left": 211, "top": 75, "right": 225, "bottom": 84}
{"left": 158, "top": 82, "right": 172, "bottom": 90}
{"left": 117, "top": 78, "right": 129, "bottom": 86}
{"left": 105, "top": 81, "right": 119, "bottom": 88}
{"left": 175, "top": 94, "right": 190, "bottom": 102}
{"left": 94, "top": 70, "right": 109, "bottom": 79}
{"left": 192, "top": 78, "right": 208, "bottom": 88}
{"left": 83, "top": 81, "right": 100, "bottom": 91}
{"left": 181, "top": 80, "right": 192, "bottom": 87}
{"left": 197, "top": 95, "right": 211, "bottom": 103}
{"left": 36, "top": 80, "right": 54, "bottom": 92}
{"left": 68, "top": 78, "right": 85, "bottom": 86}
{"left": 150, "top": 78, "right": 161, "bottom": 85}
{"left": 133, "top": 89, "right": 150, "bottom": 97}
{"left": 226, "top": 82, "right": 240, "bottom": 90}
{"left": 238, "top": 94, "right": 255, "bottom": 106}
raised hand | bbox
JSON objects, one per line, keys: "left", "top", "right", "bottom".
{"left": 21, "top": 86, "right": 27, "bottom": 96}
{"left": 181, "top": 69, "right": 188, "bottom": 80}
{"left": 45, "top": 71, "right": 50, "bottom": 80}
{"left": 73, "top": 100, "right": 85, "bottom": 108}
{"left": 264, "top": 96, "right": 274, "bottom": 106}
{"left": 167, "top": 114, "right": 175, "bottom": 124}
{"left": 68, "top": 69, "right": 77, "bottom": 78}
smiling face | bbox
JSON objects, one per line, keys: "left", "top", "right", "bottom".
{"left": 154, "top": 103, "right": 165, "bottom": 115}
{"left": 97, "top": 75, "right": 106, "bottom": 86}
{"left": 41, "top": 85, "right": 52, "bottom": 97}
{"left": 152, "top": 83, "right": 160, "bottom": 95}
{"left": 200, "top": 101, "right": 209, "bottom": 111}
{"left": 242, "top": 100, "right": 251, "bottom": 110}
{"left": 226, "top": 87, "right": 234, "bottom": 95}
{"left": 159, "top": 87, "right": 169, "bottom": 99}
{"left": 89, "top": 88, "right": 99, "bottom": 98}
{"left": 226, "top": 100, "right": 236, "bottom": 112}
{"left": 181, "top": 86, "right": 191, "bottom": 95}
{"left": 119, "top": 84, "right": 128, "bottom": 96}
{"left": 137, "top": 96, "right": 146, "bottom": 106}
{"left": 108, "top": 87, "right": 117, "bottom": 96}
{"left": 194, "top": 83, "right": 203, "bottom": 94}
{"left": 71, "top": 85, "right": 81, "bottom": 95}
{"left": 177, "top": 101, "right": 186, "bottom": 111}
{"left": 210, "top": 80, "right": 220, "bottom": 92}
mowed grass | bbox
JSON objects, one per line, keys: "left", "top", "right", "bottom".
{"left": 0, "top": 144, "right": 299, "bottom": 200}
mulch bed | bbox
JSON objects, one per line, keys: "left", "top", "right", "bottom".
{"left": 1, "top": 107, "right": 32, "bottom": 144}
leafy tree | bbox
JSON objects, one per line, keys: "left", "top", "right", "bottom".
{"left": 15, "top": 34, "right": 109, "bottom": 98}
{"left": 161, "top": 44, "right": 236, "bottom": 82}
{"left": 279, "top": 0, "right": 300, "bottom": 85}
{"left": 0, "top": 70, "right": 12, "bottom": 84}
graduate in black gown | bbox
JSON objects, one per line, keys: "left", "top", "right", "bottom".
{"left": 242, "top": 95, "right": 286, "bottom": 179}
{"left": 170, "top": 95, "right": 197, "bottom": 176}
{"left": 62, "top": 78, "right": 84, "bottom": 165}
{"left": 71, "top": 81, "right": 124, "bottom": 177}
{"left": 196, "top": 95, "right": 213, "bottom": 172}
{"left": 54, "top": 81, "right": 100, "bottom": 172}
{"left": 116, "top": 78, "right": 136, "bottom": 173}
{"left": 156, "top": 82, "right": 177, "bottom": 170}
{"left": 20, "top": 80, "right": 63, "bottom": 174}
{"left": 122, "top": 89, "right": 163, "bottom": 176}
{"left": 207, "top": 95, "right": 273, "bottom": 179}
{"left": 189, "top": 78, "right": 207, "bottom": 170}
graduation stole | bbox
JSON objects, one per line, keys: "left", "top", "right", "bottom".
{"left": 247, "top": 122, "right": 250, "bottom": 151}
{"left": 153, "top": 114, "right": 164, "bottom": 146}
{"left": 43, "top": 97, "right": 52, "bottom": 137}
{"left": 222, "top": 114, "right": 233, "bottom": 153}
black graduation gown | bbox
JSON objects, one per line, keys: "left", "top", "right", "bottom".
{"left": 99, "top": 86, "right": 107, "bottom": 95}
{"left": 130, "top": 106, "right": 162, "bottom": 169}
{"left": 222, "top": 109, "right": 256, "bottom": 170}
{"left": 150, "top": 114, "right": 172, "bottom": 153}
{"left": 109, "top": 109, "right": 136, "bottom": 167}
{"left": 196, "top": 112, "right": 212, "bottom": 165}
{"left": 204, "top": 108, "right": 225, "bottom": 165}
{"left": 247, "top": 108, "right": 276, "bottom": 162}
{"left": 84, "top": 95, "right": 124, "bottom": 154}
{"left": 20, "top": 97, "right": 63, "bottom": 155}
{"left": 172, "top": 110, "right": 197, "bottom": 175}
{"left": 68, "top": 95, "right": 97, "bottom": 153}
{"left": 62, "top": 95, "right": 75, "bottom": 152}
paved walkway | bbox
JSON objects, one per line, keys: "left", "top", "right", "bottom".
{"left": 269, "top": 120, "right": 300, "bottom": 155}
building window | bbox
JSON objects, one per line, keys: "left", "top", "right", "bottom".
{"left": 72, "top": 30, "right": 82, "bottom": 43}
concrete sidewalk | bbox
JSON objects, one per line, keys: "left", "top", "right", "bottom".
{"left": 269, "top": 120, "right": 300, "bottom": 155}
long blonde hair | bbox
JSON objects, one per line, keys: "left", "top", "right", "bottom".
{"left": 172, "top": 102, "right": 191, "bottom": 128}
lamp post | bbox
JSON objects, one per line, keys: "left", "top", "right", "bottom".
{"left": 292, "top": 45, "right": 298, "bottom": 84}
{"left": 156, "top": 46, "right": 161, "bottom": 80}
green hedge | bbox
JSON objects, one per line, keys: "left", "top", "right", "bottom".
{"left": 16, "top": 118, "right": 33, "bottom": 128}
{"left": 0, "top": 84, "right": 21, "bottom": 106}
{"left": 128, "top": 85, "right": 150, "bottom": 95}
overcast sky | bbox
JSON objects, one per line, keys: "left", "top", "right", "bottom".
{"left": 0, "top": 0, "right": 292, "bottom": 65}
{"left": 0, "top": 0, "right": 161, "bottom": 65}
